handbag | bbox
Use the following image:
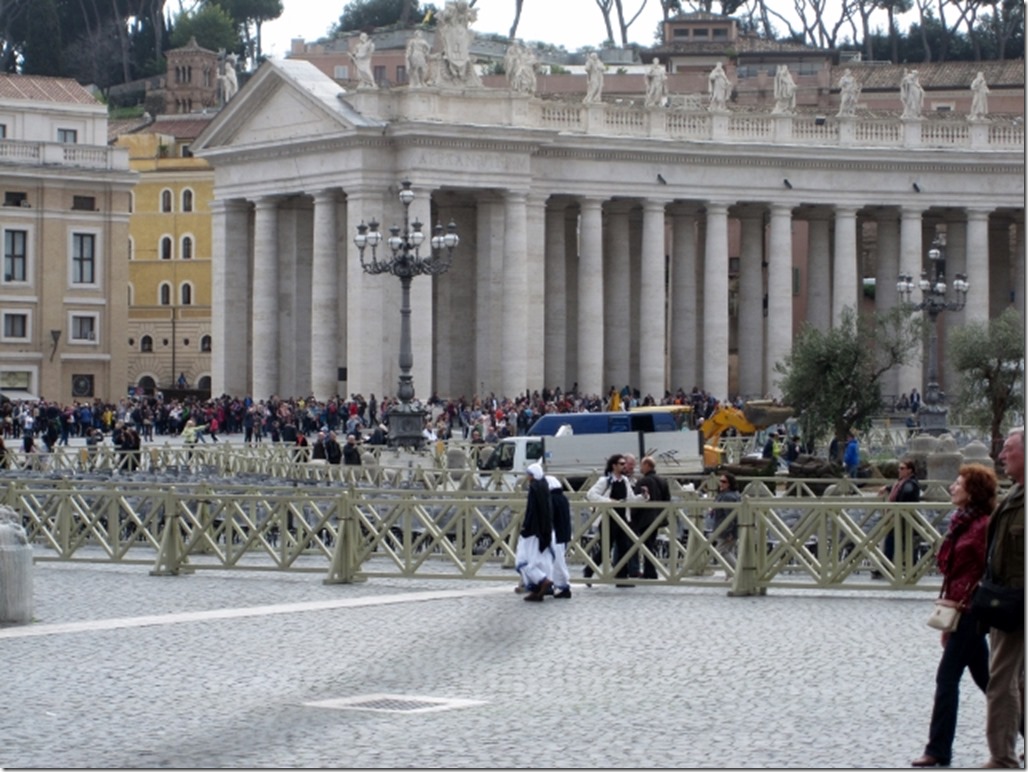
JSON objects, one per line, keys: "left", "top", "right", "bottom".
{"left": 970, "top": 577, "right": 1025, "bottom": 633}
{"left": 927, "top": 597, "right": 961, "bottom": 632}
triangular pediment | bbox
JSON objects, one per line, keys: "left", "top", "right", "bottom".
{"left": 192, "top": 58, "right": 385, "bottom": 153}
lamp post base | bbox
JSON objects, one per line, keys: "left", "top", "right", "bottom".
{"left": 387, "top": 404, "right": 426, "bottom": 449}
{"left": 917, "top": 403, "right": 949, "bottom": 436}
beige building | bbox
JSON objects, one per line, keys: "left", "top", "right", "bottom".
{"left": 0, "top": 75, "right": 135, "bottom": 404}
{"left": 114, "top": 115, "right": 215, "bottom": 395}
{"left": 191, "top": 53, "right": 1023, "bottom": 406}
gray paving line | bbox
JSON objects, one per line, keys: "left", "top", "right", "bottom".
{"left": 0, "top": 584, "right": 510, "bottom": 640}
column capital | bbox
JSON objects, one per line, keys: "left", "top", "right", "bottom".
{"left": 209, "top": 197, "right": 249, "bottom": 214}
{"left": 832, "top": 204, "right": 859, "bottom": 218}
{"left": 578, "top": 195, "right": 605, "bottom": 210}
{"left": 965, "top": 207, "right": 992, "bottom": 222}
{"left": 900, "top": 204, "right": 926, "bottom": 219}
{"left": 642, "top": 198, "right": 671, "bottom": 213}
{"left": 703, "top": 201, "right": 731, "bottom": 217}
{"left": 312, "top": 189, "right": 341, "bottom": 205}
{"left": 668, "top": 202, "right": 704, "bottom": 218}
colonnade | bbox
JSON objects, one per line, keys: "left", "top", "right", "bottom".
{"left": 209, "top": 188, "right": 1022, "bottom": 405}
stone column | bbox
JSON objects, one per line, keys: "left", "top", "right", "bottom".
{"left": 345, "top": 189, "right": 385, "bottom": 399}
{"left": 210, "top": 198, "right": 250, "bottom": 397}
{"left": 942, "top": 217, "right": 967, "bottom": 394}
{"left": 702, "top": 201, "right": 730, "bottom": 399}
{"left": 578, "top": 197, "right": 605, "bottom": 397}
{"left": 964, "top": 208, "right": 991, "bottom": 325}
{"left": 525, "top": 193, "right": 547, "bottom": 391}
{"left": 475, "top": 195, "right": 503, "bottom": 394}
{"left": 502, "top": 189, "right": 529, "bottom": 397}
{"left": 311, "top": 189, "right": 341, "bottom": 401}
{"left": 765, "top": 203, "right": 793, "bottom": 398}
{"left": 564, "top": 206, "right": 580, "bottom": 391}
{"left": 898, "top": 206, "right": 925, "bottom": 396}
{"left": 408, "top": 189, "right": 434, "bottom": 400}
{"left": 874, "top": 208, "right": 901, "bottom": 399}
{"left": 639, "top": 198, "right": 668, "bottom": 400}
{"left": 1014, "top": 215, "right": 1026, "bottom": 320}
{"left": 604, "top": 202, "right": 631, "bottom": 391}
{"left": 251, "top": 196, "right": 279, "bottom": 400}
{"left": 988, "top": 215, "right": 1009, "bottom": 318}
{"left": 544, "top": 199, "right": 568, "bottom": 391}
{"left": 669, "top": 205, "right": 699, "bottom": 394}
{"left": 805, "top": 209, "right": 832, "bottom": 333}
{"left": 832, "top": 205, "right": 859, "bottom": 326}
{"left": 737, "top": 207, "right": 765, "bottom": 398}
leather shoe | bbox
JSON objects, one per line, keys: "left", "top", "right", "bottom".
{"left": 911, "top": 755, "right": 949, "bottom": 767}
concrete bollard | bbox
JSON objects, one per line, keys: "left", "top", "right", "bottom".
{"left": 0, "top": 505, "right": 33, "bottom": 625}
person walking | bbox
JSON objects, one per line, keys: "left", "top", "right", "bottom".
{"left": 844, "top": 432, "right": 861, "bottom": 478}
{"left": 517, "top": 463, "right": 554, "bottom": 602}
{"left": 633, "top": 455, "right": 671, "bottom": 580}
{"left": 979, "top": 427, "right": 1025, "bottom": 769}
{"left": 585, "top": 453, "right": 645, "bottom": 585}
{"left": 875, "top": 457, "right": 920, "bottom": 579}
{"left": 911, "top": 464, "right": 996, "bottom": 768}
{"left": 709, "top": 471, "right": 742, "bottom": 571}
{"left": 547, "top": 474, "right": 573, "bottom": 599}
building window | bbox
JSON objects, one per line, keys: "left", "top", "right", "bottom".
{"left": 373, "top": 65, "right": 386, "bottom": 84}
{"left": 201, "top": 334, "right": 212, "bottom": 352}
{"left": 3, "top": 191, "right": 26, "bottom": 207}
{"left": 127, "top": 237, "right": 133, "bottom": 261}
{"left": 0, "top": 124, "right": 7, "bottom": 138}
{"left": 4, "top": 229, "right": 27, "bottom": 282}
{"left": 161, "top": 189, "right": 173, "bottom": 213}
{"left": 57, "top": 128, "right": 78, "bottom": 144}
{"left": 333, "top": 65, "right": 350, "bottom": 80}
{"left": 712, "top": 27, "right": 728, "bottom": 39}
{"left": 161, "top": 236, "right": 172, "bottom": 260}
{"left": 128, "top": 192, "right": 134, "bottom": 213}
{"left": 672, "top": 28, "right": 688, "bottom": 38}
{"left": 693, "top": 28, "right": 709, "bottom": 37}
{"left": 182, "top": 189, "right": 193, "bottom": 212}
{"left": 72, "top": 233, "right": 96, "bottom": 284}
{"left": 181, "top": 284, "right": 192, "bottom": 305}
{"left": 141, "top": 335, "right": 153, "bottom": 352}
{"left": 396, "top": 64, "right": 407, "bottom": 83}
{"left": 2, "top": 312, "right": 28, "bottom": 339}
{"left": 159, "top": 283, "right": 171, "bottom": 305}
{"left": 181, "top": 236, "right": 193, "bottom": 259}
{"left": 72, "top": 195, "right": 96, "bottom": 211}
{"left": 70, "top": 314, "right": 96, "bottom": 342}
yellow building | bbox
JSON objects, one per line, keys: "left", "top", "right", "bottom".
{"left": 115, "top": 114, "right": 215, "bottom": 395}
{"left": 0, "top": 74, "right": 135, "bottom": 404}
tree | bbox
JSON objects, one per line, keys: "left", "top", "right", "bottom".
{"left": 948, "top": 307, "right": 1025, "bottom": 460}
{"left": 774, "top": 307, "right": 923, "bottom": 457}
{"left": 170, "top": 4, "right": 239, "bottom": 53}
{"left": 334, "top": 0, "right": 427, "bottom": 32}
{"left": 21, "top": 0, "right": 63, "bottom": 76}
{"left": 212, "top": 0, "right": 283, "bottom": 68}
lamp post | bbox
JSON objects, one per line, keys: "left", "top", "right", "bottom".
{"left": 353, "top": 181, "right": 459, "bottom": 448}
{"left": 896, "top": 233, "right": 969, "bottom": 434}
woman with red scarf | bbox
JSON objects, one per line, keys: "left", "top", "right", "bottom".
{"left": 911, "top": 463, "right": 997, "bottom": 768}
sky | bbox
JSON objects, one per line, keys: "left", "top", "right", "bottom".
{"left": 259, "top": 0, "right": 669, "bottom": 59}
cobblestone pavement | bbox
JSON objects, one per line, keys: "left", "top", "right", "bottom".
{"left": 1, "top": 556, "right": 1009, "bottom": 770}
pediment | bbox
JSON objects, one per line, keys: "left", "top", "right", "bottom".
{"left": 192, "top": 58, "right": 385, "bottom": 153}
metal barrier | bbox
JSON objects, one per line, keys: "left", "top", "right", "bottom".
{"left": 2, "top": 476, "right": 954, "bottom": 595}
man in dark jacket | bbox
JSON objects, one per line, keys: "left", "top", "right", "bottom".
{"left": 324, "top": 431, "right": 343, "bottom": 465}
{"left": 342, "top": 434, "right": 362, "bottom": 465}
{"left": 633, "top": 455, "right": 671, "bottom": 580}
{"left": 981, "top": 427, "right": 1024, "bottom": 769}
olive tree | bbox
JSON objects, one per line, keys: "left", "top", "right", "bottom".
{"left": 774, "top": 306, "right": 923, "bottom": 458}
{"left": 947, "top": 306, "right": 1025, "bottom": 459}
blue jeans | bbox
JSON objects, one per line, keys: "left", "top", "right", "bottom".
{"left": 923, "top": 611, "right": 990, "bottom": 762}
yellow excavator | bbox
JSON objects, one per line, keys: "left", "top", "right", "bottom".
{"left": 701, "top": 401, "right": 796, "bottom": 468}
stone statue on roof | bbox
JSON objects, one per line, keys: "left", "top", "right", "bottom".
{"left": 772, "top": 65, "right": 796, "bottom": 114}
{"left": 836, "top": 68, "right": 860, "bottom": 118}
{"left": 437, "top": 0, "right": 481, "bottom": 88}
{"left": 969, "top": 71, "right": 990, "bottom": 120}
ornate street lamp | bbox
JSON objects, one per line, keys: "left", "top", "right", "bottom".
{"left": 353, "top": 181, "right": 459, "bottom": 448}
{"left": 897, "top": 233, "right": 969, "bottom": 434}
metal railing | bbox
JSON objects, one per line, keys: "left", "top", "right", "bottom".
{"left": 3, "top": 476, "right": 955, "bottom": 596}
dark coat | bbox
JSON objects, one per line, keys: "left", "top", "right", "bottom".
{"left": 522, "top": 478, "right": 553, "bottom": 551}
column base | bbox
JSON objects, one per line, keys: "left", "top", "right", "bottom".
{"left": 387, "top": 405, "right": 426, "bottom": 449}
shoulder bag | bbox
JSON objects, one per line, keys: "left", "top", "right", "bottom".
{"left": 969, "top": 534, "right": 1025, "bottom": 633}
